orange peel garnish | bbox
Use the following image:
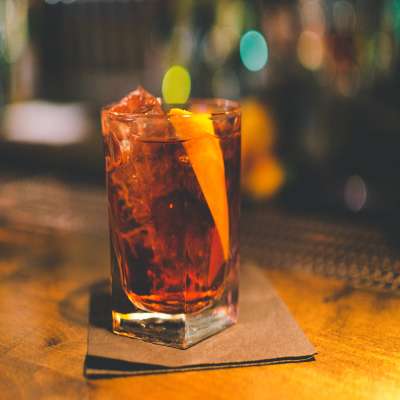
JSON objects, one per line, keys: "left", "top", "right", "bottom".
{"left": 169, "top": 108, "right": 230, "bottom": 260}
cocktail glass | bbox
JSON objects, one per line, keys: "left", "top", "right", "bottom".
{"left": 101, "top": 88, "right": 241, "bottom": 349}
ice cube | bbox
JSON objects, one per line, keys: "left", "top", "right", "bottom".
{"left": 106, "top": 86, "right": 178, "bottom": 141}
{"left": 109, "top": 86, "right": 164, "bottom": 116}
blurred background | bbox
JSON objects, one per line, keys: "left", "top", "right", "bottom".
{"left": 1, "top": 0, "right": 400, "bottom": 215}
{"left": 2, "top": 3, "right": 400, "bottom": 391}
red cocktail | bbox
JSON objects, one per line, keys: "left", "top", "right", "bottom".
{"left": 102, "top": 87, "right": 240, "bottom": 348}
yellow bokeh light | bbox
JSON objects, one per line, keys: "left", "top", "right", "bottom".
{"left": 162, "top": 65, "right": 191, "bottom": 104}
{"left": 240, "top": 98, "right": 285, "bottom": 200}
{"left": 297, "top": 30, "right": 324, "bottom": 71}
{"left": 241, "top": 99, "right": 276, "bottom": 160}
{"left": 244, "top": 156, "right": 285, "bottom": 200}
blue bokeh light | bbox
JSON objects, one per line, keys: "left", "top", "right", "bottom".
{"left": 240, "top": 30, "right": 269, "bottom": 72}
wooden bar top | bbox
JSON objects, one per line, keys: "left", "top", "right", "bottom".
{"left": 1, "top": 219, "right": 400, "bottom": 399}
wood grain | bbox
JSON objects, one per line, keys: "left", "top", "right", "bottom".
{"left": 0, "top": 224, "right": 399, "bottom": 400}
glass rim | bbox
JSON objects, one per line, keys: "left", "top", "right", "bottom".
{"left": 102, "top": 98, "right": 241, "bottom": 121}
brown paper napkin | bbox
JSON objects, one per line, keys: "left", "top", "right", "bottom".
{"left": 85, "top": 264, "right": 316, "bottom": 378}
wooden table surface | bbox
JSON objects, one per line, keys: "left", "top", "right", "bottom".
{"left": 1, "top": 221, "right": 400, "bottom": 400}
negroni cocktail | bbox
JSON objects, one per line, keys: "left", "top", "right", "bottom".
{"left": 102, "top": 87, "right": 240, "bottom": 348}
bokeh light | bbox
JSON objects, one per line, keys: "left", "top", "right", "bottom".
{"left": 241, "top": 99, "right": 284, "bottom": 199}
{"left": 3, "top": 101, "right": 90, "bottom": 145}
{"left": 162, "top": 65, "right": 191, "bottom": 104}
{"left": 299, "top": 0, "right": 325, "bottom": 34}
{"left": 1, "top": 0, "right": 29, "bottom": 63}
{"left": 297, "top": 30, "right": 324, "bottom": 70}
{"left": 393, "top": 0, "right": 400, "bottom": 40}
{"left": 203, "top": 1, "right": 244, "bottom": 66}
{"left": 203, "top": 26, "right": 238, "bottom": 66}
{"left": 344, "top": 175, "right": 367, "bottom": 212}
{"left": 333, "top": 0, "right": 356, "bottom": 33}
{"left": 167, "top": 26, "right": 194, "bottom": 66}
{"left": 378, "top": 31, "right": 393, "bottom": 71}
{"left": 240, "top": 30, "right": 269, "bottom": 72}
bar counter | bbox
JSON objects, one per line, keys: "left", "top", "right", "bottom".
{"left": 1, "top": 179, "right": 399, "bottom": 399}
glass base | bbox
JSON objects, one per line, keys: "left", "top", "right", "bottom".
{"left": 112, "top": 298, "right": 238, "bottom": 349}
